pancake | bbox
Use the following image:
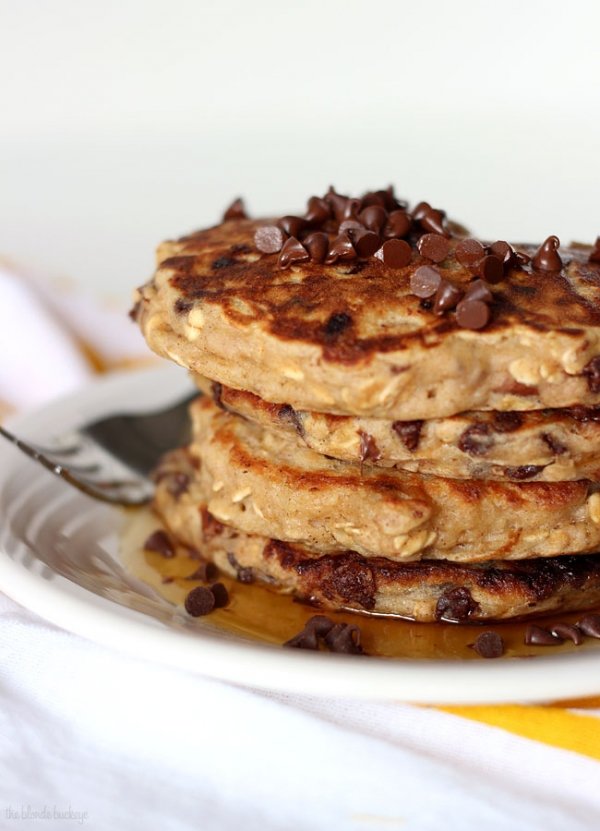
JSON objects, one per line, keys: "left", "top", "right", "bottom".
{"left": 153, "top": 448, "right": 600, "bottom": 622}
{"left": 132, "top": 189, "right": 600, "bottom": 420}
{"left": 183, "top": 396, "right": 600, "bottom": 563}
{"left": 195, "top": 373, "right": 600, "bottom": 482}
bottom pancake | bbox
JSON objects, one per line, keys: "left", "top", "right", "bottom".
{"left": 152, "top": 448, "right": 600, "bottom": 622}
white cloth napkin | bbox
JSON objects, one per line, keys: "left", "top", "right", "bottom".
{"left": 1, "top": 264, "right": 599, "bottom": 830}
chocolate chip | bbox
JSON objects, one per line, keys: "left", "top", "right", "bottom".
{"left": 227, "top": 552, "right": 254, "bottom": 584}
{"left": 166, "top": 472, "right": 190, "bottom": 498}
{"left": 489, "top": 240, "right": 516, "bottom": 271}
{"left": 374, "top": 239, "right": 411, "bottom": 268}
{"left": 524, "top": 624, "right": 562, "bottom": 646}
{"left": 212, "top": 256, "right": 236, "bottom": 269}
{"left": 278, "top": 403, "right": 305, "bottom": 437}
{"left": 419, "top": 207, "right": 446, "bottom": 236}
{"left": 458, "top": 423, "right": 493, "bottom": 456}
{"left": 435, "top": 587, "right": 479, "bottom": 622}
{"left": 278, "top": 237, "right": 310, "bottom": 269}
{"left": 211, "top": 381, "right": 225, "bottom": 410}
{"left": 338, "top": 219, "right": 364, "bottom": 235}
{"left": 162, "top": 576, "right": 174, "bottom": 584}
{"left": 284, "top": 615, "right": 336, "bottom": 650}
{"left": 324, "top": 312, "right": 352, "bottom": 336}
{"left": 358, "top": 430, "right": 381, "bottom": 462}
{"left": 492, "top": 412, "right": 523, "bottom": 432}
{"left": 222, "top": 198, "right": 247, "bottom": 221}
{"left": 433, "top": 280, "right": 463, "bottom": 314}
{"left": 504, "top": 465, "right": 544, "bottom": 480}
{"left": 515, "top": 250, "right": 531, "bottom": 266}
{"left": 464, "top": 279, "right": 493, "bottom": 304}
{"left": 278, "top": 215, "right": 308, "bottom": 238}
{"left": 325, "top": 188, "right": 352, "bottom": 223}
{"left": 324, "top": 623, "right": 363, "bottom": 654}
{"left": 589, "top": 237, "right": 600, "bottom": 264}
{"left": 455, "top": 298, "right": 491, "bottom": 330}
{"left": 350, "top": 227, "right": 381, "bottom": 257}
{"left": 550, "top": 623, "right": 583, "bottom": 645}
{"left": 472, "top": 631, "right": 505, "bottom": 659}
{"left": 185, "top": 562, "right": 219, "bottom": 582}
{"left": 305, "top": 196, "right": 331, "bottom": 225}
{"left": 455, "top": 238, "right": 486, "bottom": 269}
{"left": 532, "top": 235, "right": 562, "bottom": 271}
{"left": 410, "top": 265, "right": 441, "bottom": 298}
{"left": 255, "top": 225, "right": 286, "bottom": 254}
{"left": 479, "top": 254, "right": 504, "bottom": 284}
{"left": 417, "top": 233, "right": 450, "bottom": 263}
{"left": 284, "top": 628, "right": 319, "bottom": 650}
{"left": 184, "top": 586, "right": 216, "bottom": 617}
{"left": 541, "top": 432, "right": 567, "bottom": 455}
{"left": 174, "top": 298, "right": 193, "bottom": 315}
{"left": 577, "top": 614, "right": 600, "bottom": 638}
{"left": 359, "top": 205, "right": 387, "bottom": 234}
{"left": 210, "top": 582, "right": 229, "bottom": 608}
{"left": 144, "top": 530, "right": 175, "bottom": 558}
{"left": 411, "top": 201, "right": 431, "bottom": 220}
{"left": 392, "top": 419, "right": 423, "bottom": 452}
{"left": 325, "top": 232, "right": 356, "bottom": 264}
{"left": 383, "top": 210, "right": 412, "bottom": 239}
{"left": 305, "top": 615, "right": 335, "bottom": 637}
{"left": 304, "top": 231, "right": 329, "bottom": 263}
{"left": 582, "top": 356, "right": 600, "bottom": 394}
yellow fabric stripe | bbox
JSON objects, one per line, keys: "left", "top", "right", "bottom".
{"left": 440, "top": 705, "right": 600, "bottom": 762}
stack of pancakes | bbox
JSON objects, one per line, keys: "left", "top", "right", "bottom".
{"left": 132, "top": 188, "right": 600, "bottom": 623}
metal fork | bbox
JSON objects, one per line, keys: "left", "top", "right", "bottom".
{"left": 0, "top": 393, "right": 196, "bottom": 506}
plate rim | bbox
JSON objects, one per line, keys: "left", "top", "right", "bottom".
{"left": 1, "top": 364, "right": 599, "bottom": 704}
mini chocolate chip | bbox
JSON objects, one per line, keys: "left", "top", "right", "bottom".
{"left": 278, "top": 215, "right": 308, "bottom": 238}
{"left": 524, "top": 625, "right": 562, "bottom": 646}
{"left": 304, "top": 231, "right": 329, "bottom": 263}
{"left": 410, "top": 265, "right": 441, "bottom": 298}
{"left": 577, "top": 614, "right": 600, "bottom": 638}
{"left": 212, "top": 256, "right": 236, "bottom": 269}
{"left": 489, "top": 240, "right": 516, "bottom": 270}
{"left": 411, "top": 201, "right": 431, "bottom": 220}
{"left": 338, "top": 219, "right": 364, "bottom": 235}
{"left": 324, "top": 623, "right": 363, "bottom": 654}
{"left": 185, "top": 586, "right": 215, "bottom": 617}
{"left": 463, "top": 279, "right": 493, "bottom": 304}
{"left": 532, "top": 235, "right": 562, "bottom": 271}
{"left": 284, "top": 629, "right": 319, "bottom": 650}
{"left": 358, "top": 430, "right": 382, "bottom": 462}
{"left": 515, "top": 250, "right": 531, "bottom": 266}
{"left": 278, "top": 403, "right": 305, "bottom": 437}
{"left": 211, "top": 381, "right": 225, "bottom": 410}
{"left": 419, "top": 207, "right": 446, "bottom": 236}
{"left": 479, "top": 254, "right": 504, "bottom": 284}
{"left": 359, "top": 205, "right": 387, "bottom": 233}
{"left": 504, "top": 464, "right": 544, "bottom": 480}
{"left": 174, "top": 298, "right": 193, "bottom": 315}
{"left": 374, "top": 239, "right": 412, "bottom": 268}
{"left": 254, "top": 225, "right": 286, "bottom": 254}
{"left": 589, "top": 237, "right": 600, "bottom": 264}
{"left": 144, "top": 530, "right": 175, "bottom": 558}
{"left": 455, "top": 238, "right": 486, "bottom": 269}
{"left": 222, "top": 198, "right": 247, "bottom": 221}
{"left": 433, "top": 280, "right": 463, "bottom": 313}
{"left": 305, "top": 615, "right": 335, "bottom": 637}
{"left": 210, "top": 582, "right": 229, "bottom": 608}
{"left": 227, "top": 551, "right": 255, "bottom": 584}
{"left": 541, "top": 432, "right": 567, "bottom": 455}
{"left": 472, "top": 631, "right": 505, "bottom": 659}
{"left": 305, "top": 196, "right": 331, "bottom": 225}
{"left": 435, "top": 587, "right": 479, "bottom": 622}
{"left": 458, "top": 423, "right": 494, "bottom": 456}
{"left": 278, "top": 237, "right": 310, "bottom": 269}
{"left": 166, "top": 472, "right": 190, "bottom": 498}
{"left": 582, "top": 356, "right": 600, "bottom": 394}
{"left": 325, "top": 188, "right": 351, "bottom": 223}
{"left": 550, "top": 623, "right": 583, "bottom": 645}
{"left": 492, "top": 412, "right": 523, "bottom": 432}
{"left": 392, "top": 420, "right": 423, "bottom": 452}
{"left": 283, "top": 615, "right": 336, "bottom": 650}
{"left": 325, "top": 232, "right": 356, "bottom": 264}
{"left": 383, "top": 210, "right": 412, "bottom": 239}
{"left": 350, "top": 227, "right": 381, "bottom": 257}
{"left": 417, "top": 233, "right": 450, "bottom": 263}
{"left": 185, "top": 562, "right": 219, "bottom": 582}
{"left": 455, "top": 298, "right": 490, "bottom": 330}
{"left": 341, "top": 198, "right": 361, "bottom": 222}
{"left": 324, "top": 312, "right": 352, "bottom": 336}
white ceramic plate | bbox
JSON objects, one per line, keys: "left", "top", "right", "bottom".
{"left": 1, "top": 365, "right": 599, "bottom": 704}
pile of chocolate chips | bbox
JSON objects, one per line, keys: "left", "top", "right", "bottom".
{"left": 284, "top": 614, "right": 364, "bottom": 655}
{"left": 524, "top": 614, "right": 600, "bottom": 647}
{"left": 240, "top": 187, "right": 579, "bottom": 332}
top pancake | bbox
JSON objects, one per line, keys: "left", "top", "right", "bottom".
{"left": 133, "top": 192, "right": 600, "bottom": 420}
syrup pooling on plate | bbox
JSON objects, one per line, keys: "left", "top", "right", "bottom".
{"left": 120, "top": 507, "right": 600, "bottom": 661}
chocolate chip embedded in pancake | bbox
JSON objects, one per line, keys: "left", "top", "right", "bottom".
{"left": 134, "top": 191, "right": 600, "bottom": 420}
{"left": 167, "top": 397, "right": 600, "bottom": 563}
{"left": 193, "top": 374, "right": 600, "bottom": 482}
{"left": 152, "top": 448, "right": 600, "bottom": 622}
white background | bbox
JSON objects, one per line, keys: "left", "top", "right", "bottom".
{"left": 1, "top": 0, "right": 599, "bottom": 302}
